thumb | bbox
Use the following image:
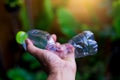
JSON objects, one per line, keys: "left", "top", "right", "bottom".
{"left": 63, "top": 44, "right": 75, "bottom": 62}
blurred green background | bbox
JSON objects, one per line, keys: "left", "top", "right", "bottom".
{"left": 0, "top": 0, "right": 120, "bottom": 80}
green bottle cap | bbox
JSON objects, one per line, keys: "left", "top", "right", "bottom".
{"left": 16, "top": 31, "right": 28, "bottom": 44}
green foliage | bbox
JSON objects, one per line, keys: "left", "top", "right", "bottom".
{"left": 7, "top": 68, "right": 48, "bottom": 80}
{"left": 7, "top": 68, "right": 34, "bottom": 80}
{"left": 19, "top": 3, "right": 30, "bottom": 31}
{"left": 112, "top": 0, "right": 120, "bottom": 39}
{"left": 75, "top": 57, "right": 105, "bottom": 80}
{"left": 22, "top": 53, "right": 41, "bottom": 69}
{"left": 113, "top": 17, "right": 120, "bottom": 39}
{"left": 35, "top": 71, "right": 47, "bottom": 80}
{"left": 57, "top": 8, "right": 92, "bottom": 43}
{"left": 5, "top": 0, "right": 21, "bottom": 8}
{"left": 44, "top": 0, "right": 54, "bottom": 21}
{"left": 35, "top": 0, "right": 54, "bottom": 31}
{"left": 6, "top": 0, "right": 30, "bottom": 31}
{"left": 75, "top": 72, "right": 82, "bottom": 80}
{"left": 57, "top": 8, "right": 79, "bottom": 38}
{"left": 6, "top": 53, "right": 48, "bottom": 80}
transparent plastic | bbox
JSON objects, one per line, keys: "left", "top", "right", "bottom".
{"left": 27, "top": 29, "right": 51, "bottom": 49}
{"left": 68, "top": 31, "right": 98, "bottom": 58}
{"left": 25, "top": 29, "right": 98, "bottom": 58}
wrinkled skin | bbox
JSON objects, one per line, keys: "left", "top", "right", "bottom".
{"left": 26, "top": 34, "right": 76, "bottom": 80}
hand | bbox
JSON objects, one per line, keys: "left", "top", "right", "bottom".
{"left": 26, "top": 34, "right": 76, "bottom": 80}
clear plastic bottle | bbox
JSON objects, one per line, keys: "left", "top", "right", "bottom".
{"left": 16, "top": 29, "right": 98, "bottom": 58}
{"left": 68, "top": 31, "right": 98, "bottom": 58}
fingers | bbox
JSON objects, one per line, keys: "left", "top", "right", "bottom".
{"left": 51, "top": 34, "right": 57, "bottom": 42}
{"left": 25, "top": 39, "right": 44, "bottom": 57}
{"left": 56, "top": 42, "right": 61, "bottom": 47}
{"left": 62, "top": 44, "right": 75, "bottom": 61}
{"left": 26, "top": 38, "right": 75, "bottom": 63}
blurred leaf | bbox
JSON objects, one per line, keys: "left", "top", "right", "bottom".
{"left": 35, "top": 0, "right": 54, "bottom": 31}
{"left": 7, "top": 68, "right": 34, "bottom": 80}
{"left": 6, "top": 0, "right": 30, "bottom": 31}
{"left": 112, "top": 0, "right": 120, "bottom": 39}
{"left": 35, "top": 71, "right": 47, "bottom": 80}
{"left": 19, "top": 3, "right": 30, "bottom": 31}
{"left": 22, "top": 52, "right": 36, "bottom": 62}
{"left": 22, "top": 53, "right": 41, "bottom": 69}
{"left": 75, "top": 72, "right": 82, "bottom": 80}
{"left": 113, "top": 17, "right": 120, "bottom": 38}
{"left": 57, "top": 8, "right": 79, "bottom": 38}
{"left": 112, "top": 0, "right": 120, "bottom": 17}
{"left": 30, "top": 61, "right": 41, "bottom": 69}
{"left": 83, "top": 72, "right": 89, "bottom": 80}
{"left": 44, "top": 0, "right": 54, "bottom": 21}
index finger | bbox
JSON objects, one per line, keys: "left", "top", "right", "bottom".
{"left": 25, "top": 39, "right": 45, "bottom": 57}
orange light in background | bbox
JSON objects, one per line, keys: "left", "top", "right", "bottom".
{"left": 65, "top": 0, "right": 112, "bottom": 29}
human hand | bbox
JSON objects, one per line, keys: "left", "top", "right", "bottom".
{"left": 26, "top": 34, "right": 76, "bottom": 80}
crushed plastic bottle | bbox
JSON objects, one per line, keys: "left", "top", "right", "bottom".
{"left": 68, "top": 31, "right": 98, "bottom": 58}
{"left": 27, "top": 29, "right": 53, "bottom": 49}
{"left": 16, "top": 29, "right": 98, "bottom": 58}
